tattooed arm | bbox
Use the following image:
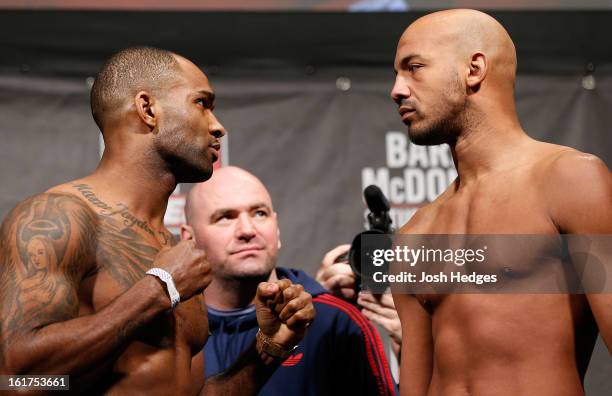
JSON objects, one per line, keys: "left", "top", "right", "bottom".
{"left": 0, "top": 194, "right": 173, "bottom": 388}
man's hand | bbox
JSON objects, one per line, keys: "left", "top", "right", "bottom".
{"left": 254, "top": 279, "right": 315, "bottom": 349}
{"left": 201, "top": 280, "right": 314, "bottom": 395}
{"left": 315, "top": 244, "right": 357, "bottom": 302}
{"left": 152, "top": 239, "right": 212, "bottom": 302}
{"left": 358, "top": 292, "right": 402, "bottom": 356}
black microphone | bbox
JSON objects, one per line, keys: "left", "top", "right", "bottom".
{"left": 363, "top": 185, "right": 393, "bottom": 234}
{"left": 346, "top": 185, "right": 395, "bottom": 290}
{"left": 364, "top": 185, "right": 390, "bottom": 215}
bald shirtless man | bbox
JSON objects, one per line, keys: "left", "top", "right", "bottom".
{"left": 0, "top": 47, "right": 315, "bottom": 395}
{"left": 390, "top": 10, "right": 611, "bottom": 396}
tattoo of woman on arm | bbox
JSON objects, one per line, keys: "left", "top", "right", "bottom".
{"left": 0, "top": 194, "right": 96, "bottom": 348}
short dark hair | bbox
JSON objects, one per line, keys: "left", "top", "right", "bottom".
{"left": 90, "top": 46, "right": 179, "bottom": 131}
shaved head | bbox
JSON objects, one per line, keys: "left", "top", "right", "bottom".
{"left": 185, "top": 166, "right": 273, "bottom": 225}
{"left": 90, "top": 46, "right": 181, "bottom": 131}
{"left": 402, "top": 9, "right": 517, "bottom": 88}
{"left": 391, "top": 9, "right": 519, "bottom": 145}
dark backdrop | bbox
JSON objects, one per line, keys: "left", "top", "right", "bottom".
{"left": 1, "top": 10, "right": 610, "bottom": 394}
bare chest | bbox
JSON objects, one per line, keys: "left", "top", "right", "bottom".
{"left": 407, "top": 176, "right": 562, "bottom": 307}
{"left": 413, "top": 176, "right": 555, "bottom": 234}
{"left": 79, "top": 215, "right": 207, "bottom": 352}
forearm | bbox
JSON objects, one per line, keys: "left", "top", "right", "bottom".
{"left": 5, "top": 276, "right": 168, "bottom": 377}
{"left": 200, "top": 341, "right": 280, "bottom": 396}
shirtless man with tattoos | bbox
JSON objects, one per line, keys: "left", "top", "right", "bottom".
{"left": 390, "top": 10, "right": 611, "bottom": 396}
{"left": 0, "top": 47, "right": 315, "bottom": 395}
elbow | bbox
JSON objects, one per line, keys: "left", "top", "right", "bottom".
{"left": 2, "top": 344, "right": 36, "bottom": 375}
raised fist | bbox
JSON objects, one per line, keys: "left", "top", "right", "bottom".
{"left": 254, "top": 279, "right": 315, "bottom": 350}
{"left": 152, "top": 239, "right": 212, "bottom": 301}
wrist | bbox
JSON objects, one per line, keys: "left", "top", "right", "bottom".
{"left": 145, "top": 268, "right": 181, "bottom": 309}
{"left": 255, "top": 329, "right": 298, "bottom": 362}
{"left": 144, "top": 275, "right": 173, "bottom": 310}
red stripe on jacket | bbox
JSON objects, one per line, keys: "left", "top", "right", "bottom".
{"left": 313, "top": 294, "right": 395, "bottom": 396}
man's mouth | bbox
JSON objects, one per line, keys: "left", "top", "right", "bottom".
{"left": 399, "top": 106, "right": 417, "bottom": 123}
{"left": 231, "top": 246, "right": 263, "bottom": 255}
{"left": 209, "top": 142, "right": 221, "bottom": 161}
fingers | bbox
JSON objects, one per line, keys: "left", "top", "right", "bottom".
{"left": 272, "top": 282, "right": 303, "bottom": 313}
{"left": 380, "top": 293, "right": 396, "bottom": 308}
{"left": 358, "top": 291, "right": 395, "bottom": 308}
{"left": 255, "top": 279, "right": 293, "bottom": 311}
{"left": 263, "top": 281, "right": 314, "bottom": 325}
{"left": 358, "top": 292, "right": 402, "bottom": 344}
{"left": 359, "top": 298, "right": 397, "bottom": 319}
{"left": 361, "top": 308, "right": 392, "bottom": 330}
{"left": 277, "top": 283, "right": 315, "bottom": 329}
{"left": 318, "top": 267, "right": 357, "bottom": 301}
{"left": 278, "top": 287, "right": 310, "bottom": 322}
{"left": 280, "top": 287, "right": 315, "bottom": 328}
{"left": 361, "top": 308, "right": 401, "bottom": 343}
{"left": 255, "top": 279, "right": 315, "bottom": 346}
{"left": 357, "top": 293, "right": 397, "bottom": 319}
{"left": 320, "top": 244, "right": 351, "bottom": 268}
{"left": 337, "top": 287, "right": 356, "bottom": 301}
{"left": 286, "top": 301, "right": 315, "bottom": 328}
{"left": 324, "top": 271, "right": 355, "bottom": 290}
{"left": 318, "top": 263, "right": 354, "bottom": 286}
{"left": 255, "top": 282, "right": 281, "bottom": 305}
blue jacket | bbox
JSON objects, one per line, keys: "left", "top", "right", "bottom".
{"left": 204, "top": 267, "right": 396, "bottom": 396}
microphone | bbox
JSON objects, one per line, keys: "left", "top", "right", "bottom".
{"left": 364, "top": 185, "right": 390, "bottom": 215}
{"left": 346, "top": 185, "right": 394, "bottom": 287}
{"left": 363, "top": 185, "right": 393, "bottom": 234}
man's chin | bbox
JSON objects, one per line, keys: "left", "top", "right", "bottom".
{"left": 228, "top": 271, "right": 273, "bottom": 283}
{"left": 408, "top": 125, "right": 452, "bottom": 146}
{"left": 221, "top": 262, "right": 274, "bottom": 283}
{"left": 176, "top": 164, "right": 213, "bottom": 183}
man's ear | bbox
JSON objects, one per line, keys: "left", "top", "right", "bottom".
{"left": 180, "top": 224, "right": 195, "bottom": 241}
{"left": 134, "top": 91, "right": 158, "bottom": 131}
{"left": 274, "top": 212, "right": 282, "bottom": 249}
{"left": 466, "top": 52, "right": 487, "bottom": 92}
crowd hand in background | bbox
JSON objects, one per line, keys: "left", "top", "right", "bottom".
{"left": 315, "top": 244, "right": 357, "bottom": 302}
{"left": 315, "top": 244, "right": 402, "bottom": 357}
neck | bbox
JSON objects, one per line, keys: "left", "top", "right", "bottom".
{"left": 450, "top": 103, "right": 530, "bottom": 185}
{"left": 205, "top": 269, "right": 278, "bottom": 311}
{"left": 90, "top": 142, "right": 177, "bottom": 229}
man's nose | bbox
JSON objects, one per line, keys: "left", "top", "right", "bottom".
{"left": 235, "top": 213, "right": 256, "bottom": 240}
{"left": 208, "top": 111, "right": 226, "bottom": 139}
{"left": 390, "top": 75, "right": 411, "bottom": 105}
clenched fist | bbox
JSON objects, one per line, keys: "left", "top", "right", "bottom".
{"left": 254, "top": 279, "right": 315, "bottom": 351}
{"left": 152, "top": 239, "right": 212, "bottom": 302}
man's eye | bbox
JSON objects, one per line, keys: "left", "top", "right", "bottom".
{"left": 196, "top": 98, "right": 213, "bottom": 109}
{"left": 215, "top": 214, "right": 232, "bottom": 223}
{"left": 254, "top": 210, "right": 268, "bottom": 218}
{"left": 407, "top": 64, "right": 421, "bottom": 73}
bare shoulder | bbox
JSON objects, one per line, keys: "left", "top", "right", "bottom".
{"left": 535, "top": 146, "right": 611, "bottom": 233}
{"left": 398, "top": 204, "right": 435, "bottom": 235}
{"left": 0, "top": 190, "right": 99, "bottom": 276}
{"left": 537, "top": 146, "right": 610, "bottom": 196}
{"left": 2, "top": 189, "right": 98, "bottom": 233}
{"left": 0, "top": 191, "right": 99, "bottom": 347}
{"left": 546, "top": 148, "right": 608, "bottom": 179}
{"left": 398, "top": 178, "right": 458, "bottom": 235}
{"left": 529, "top": 142, "right": 606, "bottom": 177}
